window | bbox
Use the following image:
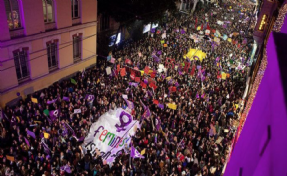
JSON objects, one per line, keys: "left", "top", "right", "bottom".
{"left": 4, "top": 0, "right": 22, "bottom": 30}
{"left": 73, "top": 34, "right": 82, "bottom": 62}
{"left": 71, "top": 0, "right": 80, "bottom": 18}
{"left": 13, "top": 49, "right": 30, "bottom": 81}
{"left": 47, "top": 41, "right": 58, "bottom": 70}
{"left": 43, "top": 0, "right": 54, "bottom": 23}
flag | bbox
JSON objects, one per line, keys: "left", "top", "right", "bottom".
{"left": 27, "top": 130, "right": 36, "bottom": 139}
{"left": 24, "top": 137, "right": 30, "bottom": 147}
{"left": 120, "top": 68, "right": 126, "bottom": 77}
{"left": 135, "top": 77, "right": 140, "bottom": 83}
{"left": 167, "top": 103, "right": 177, "bottom": 110}
{"left": 74, "top": 109, "right": 81, "bottom": 114}
{"left": 111, "top": 57, "right": 115, "bottom": 63}
{"left": 158, "top": 104, "right": 164, "bottom": 109}
{"left": 31, "top": 97, "right": 38, "bottom": 104}
{"left": 130, "top": 70, "right": 135, "bottom": 80}
{"left": 141, "top": 107, "right": 151, "bottom": 120}
{"left": 125, "top": 59, "right": 132, "bottom": 65}
{"left": 144, "top": 66, "right": 149, "bottom": 75}
{"left": 49, "top": 109, "right": 59, "bottom": 121}
{"left": 124, "top": 99, "right": 134, "bottom": 110}
{"left": 153, "top": 100, "right": 159, "bottom": 105}
{"left": 47, "top": 99, "right": 57, "bottom": 105}
{"left": 43, "top": 109, "right": 49, "bottom": 116}
{"left": 131, "top": 146, "right": 144, "bottom": 159}
{"left": 141, "top": 149, "right": 146, "bottom": 155}
{"left": 222, "top": 72, "right": 227, "bottom": 80}
{"left": 117, "top": 64, "right": 121, "bottom": 72}
{"left": 6, "top": 155, "right": 14, "bottom": 162}
{"left": 63, "top": 96, "right": 70, "bottom": 102}
{"left": 149, "top": 82, "right": 157, "bottom": 90}
{"left": 155, "top": 117, "right": 161, "bottom": 131}
{"left": 71, "top": 78, "right": 77, "bottom": 85}
{"left": 60, "top": 165, "right": 72, "bottom": 174}
{"left": 85, "top": 95, "right": 95, "bottom": 102}
{"left": 129, "top": 82, "right": 139, "bottom": 87}
{"left": 44, "top": 132, "right": 50, "bottom": 139}
{"left": 140, "top": 81, "right": 147, "bottom": 89}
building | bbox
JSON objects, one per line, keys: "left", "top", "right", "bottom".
{"left": 224, "top": 0, "right": 287, "bottom": 175}
{"left": 0, "top": 0, "right": 97, "bottom": 107}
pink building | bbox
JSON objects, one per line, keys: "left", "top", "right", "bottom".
{"left": 0, "top": 0, "right": 97, "bottom": 107}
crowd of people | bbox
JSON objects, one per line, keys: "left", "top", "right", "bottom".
{"left": 0, "top": 0, "right": 256, "bottom": 175}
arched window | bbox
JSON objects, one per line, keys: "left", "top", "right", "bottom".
{"left": 71, "top": 0, "right": 80, "bottom": 18}
{"left": 43, "top": 0, "right": 54, "bottom": 23}
{"left": 4, "top": 0, "right": 22, "bottom": 30}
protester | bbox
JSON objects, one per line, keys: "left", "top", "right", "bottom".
{"left": 0, "top": 0, "right": 255, "bottom": 175}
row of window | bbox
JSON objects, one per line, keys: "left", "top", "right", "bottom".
{"left": 13, "top": 35, "right": 82, "bottom": 82}
{"left": 4, "top": 0, "right": 80, "bottom": 31}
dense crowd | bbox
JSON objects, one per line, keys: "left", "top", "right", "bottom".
{"left": 0, "top": 1, "right": 256, "bottom": 176}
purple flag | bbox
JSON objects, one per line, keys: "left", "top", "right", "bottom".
{"left": 151, "top": 28, "right": 156, "bottom": 33}
{"left": 158, "top": 104, "right": 164, "bottom": 109}
{"left": 155, "top": 117, "right": 161, "bottom": 131}
{"left": 124, "top": 99, "right": 134, "bottom": 110}
{"left": 168, "top": 78, "right": 173, "bottom": 85}
{"left": 144, "top": 79, "right": 148, "bottom": 84}
{"left": 152, "top": 55, "right": 160, "bottom": 62}
{"left": 129, "top": 82, "right": 139, "bottom": 87}
{"left": 157, "top": 50, "right": 162, "bottom": 55}
{"left": 85, "top": 95, "right": 95, "bottom": 102}
{"left": 147, "top": 90, "right": 153, "bottom": 97}
{"left": 62, "top": 97, "right": 70, "bottom": 102}
{"left": 141, "top": 107, "right": 151, "bottom": 120}
{"left": 49, "top": 109, "right": 59, "bottom": 121}
{"left": 27, "top": 130, "right": 36, "bottom": 139}
{"left": 24, "top": 137, "right": 30, "bottom": 147}
{"left": 175, "top": 82, "right": 179, "bottom": 87}
{"left": 131, "top": 146, "right": 144, "bottom": 159}
{"left": 201, "top": 93, "right": 205, "bottom": 98}
{"left": 201, "top": 76, "right": 206, "bottom": 81}
{"left": 60, "top": 165, "right": 72, "bottom": 174}
{"left": 47, "top": 99, "right": 57, "bottom": 105}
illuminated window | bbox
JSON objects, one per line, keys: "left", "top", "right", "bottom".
{"left": 258, "top": 14, "right": 268, "bottom": 31}
{"left": 4, "top": 0, "right": 22, "bottom": 30}
{"left": 43, "top": 0, "right": 54, "bottom": 23}
{"left": 71, "top": 0, "right": 80, "bottom": 18}
{"left": 13, "top": 48, "right": 30, "bottom": 81}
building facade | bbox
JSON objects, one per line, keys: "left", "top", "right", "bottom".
{"left": 0, "top": 0, "right": 97, "bottom": 107}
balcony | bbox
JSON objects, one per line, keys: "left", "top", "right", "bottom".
{"left": 10, "top": 28, "right": 25, "bottom": 39}
{"left": 45, "top": 22, "right": 56, "bottom": 31}
{"left": 72, "top": 18, "right": 81, "bottom": 26}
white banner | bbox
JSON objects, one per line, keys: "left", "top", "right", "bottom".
{"left": 82, "top": 108, "right": 138, "bottom": 163}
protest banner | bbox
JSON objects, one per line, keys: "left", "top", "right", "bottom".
{"left": 82, "top": 108, "right": 138, "bottom": 164}
{"left": 31, "top": 97, "right": 38, "bottom": 104}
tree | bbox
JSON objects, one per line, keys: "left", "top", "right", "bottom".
{"left": 98, "top": 0, "right": 177, "bottom": 25}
